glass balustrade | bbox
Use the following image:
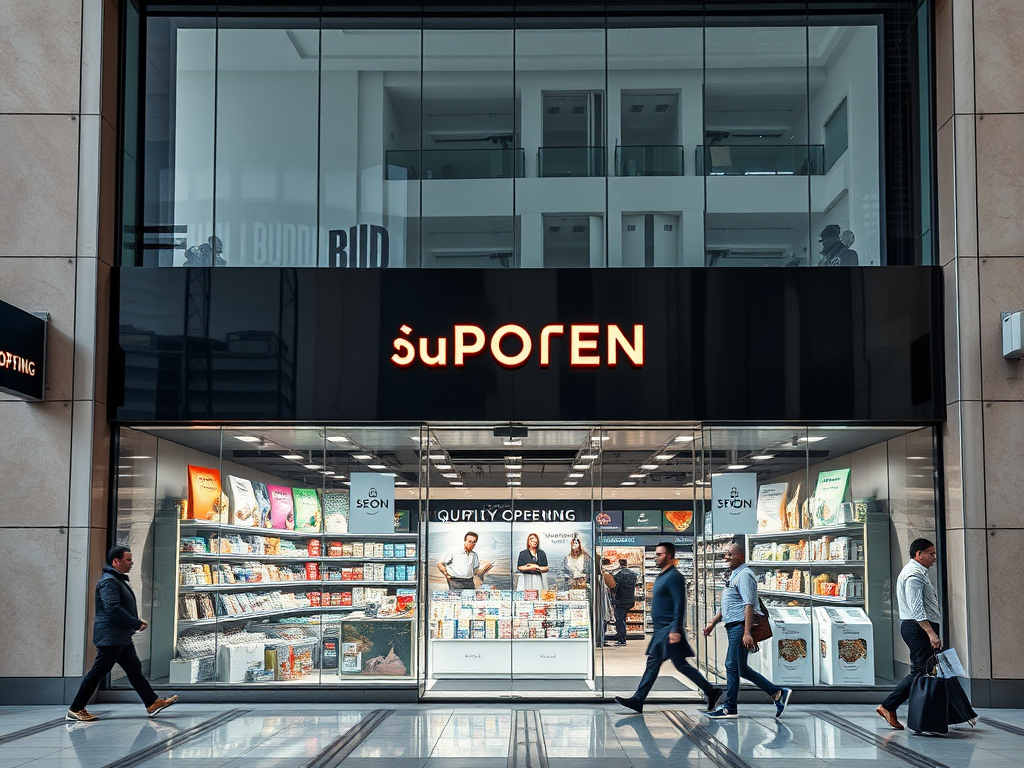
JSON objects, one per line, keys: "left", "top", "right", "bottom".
{"left": 615, "top": 145, "right": 685, "bottom": 177}
{"left": 385, "top": 148, "right": 525, "bottom": 180}
{"left": 538, "top": 147, "right": 606, "bottom": 178}
{"left": 696, "top": 144, "right": 825, "bottom": 176}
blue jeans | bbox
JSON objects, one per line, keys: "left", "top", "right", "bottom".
{"left": 723, "top": 622, "right": 781, "bottom": 712}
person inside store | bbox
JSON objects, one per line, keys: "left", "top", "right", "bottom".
{"left": 876, "top": 538, "right": 943, "bottom": 730}
{"left": 702, "top": 540, "right": 792, "bottom": 720}
{"left": 516, "top": 532, "right": 550, "bottom": 590}
{"left": 66, "top": 546, "right": 179, "bottom": 722}
{"left": 597, "top": 557, "right": 616, "bottom": 647}
{"left": 610, "top": 558, "right": 638, "bottom": 646}
{"left": 561, "top": 536, "right": 592, "bottom": 589}
{"left": 437, "top": 531, "right": 493, "bottom": 590}
{"left": 615, "top": 541, "right": 722, "bottom": 714}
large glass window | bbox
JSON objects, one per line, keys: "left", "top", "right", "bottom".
{"left": 126, "top": 9, "right": 923, "bottom": 267}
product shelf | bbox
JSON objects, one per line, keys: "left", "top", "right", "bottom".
{"left": 179, "top": 553, "right": 417, "bottom": 563}
{"left": 757, "top": 588, "right": 864, "bottom": 605}
{"left": 745, "top": 523, "right": 864, "bottom": 542}
{"left": 180, "top": 579, "right": 417, "bottom": 592}
{"left": 748, "top": 560, "right": 865, "bottom": 567}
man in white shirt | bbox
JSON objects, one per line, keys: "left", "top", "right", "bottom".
{"left": 437, "top": 531, "right": 492, "bottom": 590}
{"left": 876, "top": 538, "right": 941, "bottom": 730}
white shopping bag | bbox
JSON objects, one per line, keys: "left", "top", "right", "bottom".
{"left": 935, "top": 647, "right": 967, "bottom": 679}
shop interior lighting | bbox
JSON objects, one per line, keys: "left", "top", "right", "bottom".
{"left": 450, "top": 480, "right": 464, "bottom": 486}
{"left": 751, "top": 454, "right": 775, "bottom": 460}
{"left": 505, "top": 463, "right": 523, "bottom": 470}
{"left": 581, "top": 453, "right": 599, "bottom": 460}
{"left": 641, "top": 464, "right": 659, "bottom": 470}
{"left": 673, "top": 435, "right": 694, "bottom": 442}
{"left": 798, "top": 436, "right": 825, "bottom": 443}
{"left": 303, "top": 464, "right": 322, "bottom": 470}
{"left": 281, "top": 454, "right": 303, "bottom": 460}
{"left": 233, "top": 435, "right": 261, "bottom": 443}
{"left": 124, "top": 455, "right": 152, "bottom": 459}
{"left": 503, "top": 439, "right": 523, "bottom": 446}
{"left": 326, "top": 435, "right": 349, "bottom": 443}
{"left": 655, "top": 454, "right": 675, "bottom": 461}
{"left": 907, "top": 456, "right": 928, "bottom": 460}
{"left": 353, "top": 454, "right": 373, "bottom": 460}
{"left": 564, "top": 481, "right": 578, "bottom": 486}
{"left": 367, "top": 463, "right": 387, "bottom": 470}
{"left": 441, "top": 472, "right": 458, "bottom": 479}
{"left": 396, "top": 480, "right": 409, "bottom": 486}
{"left": 505, "top": 455, "right": 522, "bottom": 461}
{"left": 727, "top": 464, "right": 749, "bottom": 470}
{"left": 620, "top": 481, "right": 636, "bottom": 486}
{"left": 590, "top": 435, "right": 611, "bottom": 442}
{"left": 319, "top": 470, "right": 334, "bottom": 475}
{"left": 572, "top": 464, "right": 590, "bottom": 471}
{"left": 434, "top": 464, "right": 452, "bottom": 470}
{"left": 342, "top": 480, "right": 351, "bottom": 486}
{"left": 568, "top": 472, "right": 584, "bottom": 478}
{"left": 507, "top": 472, "right": 522, "bottom": 478}
{"left": 382, "top": 472, "right": 397, "bottom": 477}
{"left": 629, "top": 473, "right": 647, "bottom": 479}
{"left": 507, "top": 480, "right": 521, "bottom": 486}
{"left": 428, "top": 453, "right": 446, "bottom": 460}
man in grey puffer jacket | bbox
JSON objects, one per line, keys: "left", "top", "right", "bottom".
{"left": 67, "top": 546, "right": 178, "bottom": 721}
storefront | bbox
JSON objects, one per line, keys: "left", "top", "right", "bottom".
{"left": 110, "top": 1, "right": 939, "bottom": 701}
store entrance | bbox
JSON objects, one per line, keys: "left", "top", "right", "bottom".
{"left": 420, "top": 424, "right": 705, "bottom": 701}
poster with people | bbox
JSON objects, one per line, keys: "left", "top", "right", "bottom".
{"left": 512, "top": 524, "right": 594, "bottom": 592}
{"left": 428, "top": 523, "right": 512, "bottom": 592}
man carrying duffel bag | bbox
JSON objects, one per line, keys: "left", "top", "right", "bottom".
{"left": 907, "top": 650, "right": 978, "bottom": 734}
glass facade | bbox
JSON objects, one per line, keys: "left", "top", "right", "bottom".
{"left": 113, "top": 423, "right": 938, "bottom": 697}
{"left": 124, "top": 6, "right": 931, "bottom": 269}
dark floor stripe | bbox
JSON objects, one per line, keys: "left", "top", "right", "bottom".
{"left": 0, "top": 718, "right": 69, "bottom": 745}
{"left": 980, "top": 717, "right": 1024, "bottom": 736}
{"left": 98, "top": 708, "right": 250, "bottom": 768}
{"left": 812, "top": 710, "right": 952, "bottom": 768}
{"left": 508, "top": 709, "right": 549, "bottom": 768}
{"left": 301, "top": 709, "right": 393, "bottom": 768}
{"left": 663, "top": 710, "right": 752, "bottom": 768}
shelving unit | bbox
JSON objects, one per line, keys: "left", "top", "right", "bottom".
{"left": 169, "top": 520, "right": 419, "bottom": 685}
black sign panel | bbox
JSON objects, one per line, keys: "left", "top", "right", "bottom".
{"left": 0, "top": 299, "right": 46, "bottom": 401}
{"left": 428, "top": 501, "right": 593, "bottom": 524}
{"left": 112, "top": 267, "right": 944, "bottom": 423}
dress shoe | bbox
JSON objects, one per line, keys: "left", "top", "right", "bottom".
{"left": 614, "top": 695, "right": 643, "bottom": 713}
{"left": 875, "top": 705, "right": 904, "bottom": 730}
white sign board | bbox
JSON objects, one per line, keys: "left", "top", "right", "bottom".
{"left": 711, "top": 473, "right": 757, "bottom": 534}
{"left": 348, "top": 473, "right": 395, "bottom": 534}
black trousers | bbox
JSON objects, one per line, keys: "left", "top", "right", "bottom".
{"left": 71, "top": 643, "right": 157, "bottom": 712}
{"left": 613, "top": 604, "right": 630, "bottom": 642}
{"left": 635, "top": 642, "right": 714, "bottom": 703}
{"left": 882, "top": 620, "right": 939, "bottom": 711}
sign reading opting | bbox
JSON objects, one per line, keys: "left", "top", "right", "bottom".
{"left": 0, "top": 299, "right": 46, "bottom": 401}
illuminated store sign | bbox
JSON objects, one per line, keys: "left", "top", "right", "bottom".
{"left": 0, "top": 299, "right": 46, "bottom": 402}
{"left": 391, "top": 323, "right": 644, "bottom": 369}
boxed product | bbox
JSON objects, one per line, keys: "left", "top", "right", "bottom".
{"left": 226, "top": 476, "right": 259, "bottom": 527}
{"left": 217, "top": 642, "right": 265, "bottom": 683}
{"left": 187, "top": 465, "right": 227, "bottom": 522}
{"left": 266, "top": 485, "right": 295, "bottom": 530}
{"left": 292, "top": 487, "right": 322, "bottom": 532}
{"left": 815, "top": 606, "right": 874, "bottom": 685}
{"left": 756, "top": 607, "right": 813, "bottom": 685}
{"left": 341, "top": 643, "right": 362, "bottom": 674}
{"left": 169, "top": 657, "right": 209, "bottom": 684}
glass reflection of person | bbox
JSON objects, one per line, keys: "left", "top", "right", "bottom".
{"left": 516, "top": 532, "right": 549, "bottom": 591}
{"left": 562, "top": 537, "right": 592, "bottom": 589}
{"left": 437, "top": 531, "right": 492, "bottom": 590}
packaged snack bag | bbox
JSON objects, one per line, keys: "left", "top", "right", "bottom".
{"left": 226, "top": 475, "right": 259, "bottom": 527}
{"left": 292, "top": 487, "right": 323, "bottom": 532}
{"left": 252, "top": 482, "right": 273, "bottom": 528}
{"left": 266, "top": 485, "right": 295, "bottom": 530}
{"left": 187, "top": 465, "right": 227, "bottom": 522}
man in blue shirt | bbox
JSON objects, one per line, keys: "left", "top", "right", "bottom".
{"left": 615, "top": 542, "right": 721, "bottom": 713}
{"left": 703, "top": 540, "right": 791, "bottom": 719}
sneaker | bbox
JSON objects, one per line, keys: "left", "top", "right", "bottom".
{"left": 614, "top": 695, "right": 643, "bottom": 714}
{"left": 66, "top": 709, "right": 98, "bottom": 722}
{"left": 774, "top": 688, "right": 792, "bottom": 719}
{"left": 705, "top": 707, "right": 738, "bottom": 720}
{"left": 146, "top": 695, "right": 179, "bottom": 717}
{"left": 704, "top": 688, "right": 723, "bottom": 713}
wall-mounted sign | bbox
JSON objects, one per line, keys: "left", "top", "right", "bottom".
{"left": 391, "top": 323, "right": 644, "bottom": 370}
{"left": 623, "top": 510, "right": 661, "bottom": 533}
{"left": 0, "top": 299, "right": 46, "bottom": 401}
{"left": 711, "top": 473, "right": 757, "bottom": 534}
{"left": 596, "top": 510, "right": 623, "bottom": 532}
{"left": 349, "top": 472, "right": 395, "bottom": 534}
{"left": 428, "top": 501, "right": 592, "bottom": 524}
{"left": 662, "top": 510, "right": 694, "bottom": 535}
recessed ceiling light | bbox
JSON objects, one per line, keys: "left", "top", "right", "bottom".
{"left": 234, "top": 435, "right": 261, "bottom": 443}
{"left": 505, "top": 463, "right": 523, "bottom": 470}
{"left": 620, "top": 481, "right": 636, "bottom": 486}
{"left": 568, "top": 472, "right": 584, "bottom": 478}
{"left": 441, "top": 472, "right": 458, "bottom": 479}
{"left": 382, "top": 472, "right": 397, "bottom": 477}
{"left": 751, "top": 454, "right": 775, "bottom": 460}
{"left": 507, "top": 472, "right": 522, "bottom": 478}
{"left": 450, "top": 480, "right": 464, "bottom": 486}
{"left": 655, "top": 454, "right": 675, "bottom": 461}
{"left": 124, "top": 455, "right": 152, "bottom": 460}
{"left": 503, "top": 439, "right": 522, "bottom": 446}
{"left": 396, "top": 480, "right": 409, "bottom": 486}
{"left": 641, "top": 464, "right": 659, "bottom": 470}
{"left": 428, "top": 453, "right": 446, "bottom": 460}
{"left": 564, "top": 481, "right": 578, "bottom": 486}
{"left": 798, "top": 436, "right": 825, "bottom": 443}
{"left": 304, "top": 464, "right": 322, "bottom": 470}
{"left": 591, "top": 435, "right": 611, "bottom": 442}
{"left": 319, "top": 470, "right": 334, "bottom": 475}
{"left": 434, "top": 464, "right": 452, "bottom": 470}
{"left": 505, "top": 455, "right": 522, "bottom": 461}
{"left": 281, "top": 454, "right": 303, "bottom": 461}
{"left": 727, "top": 464, "right": 749, "bottom": 470}
{"left": 367, "top": 463, "right": 387, "bottom": 470}
{"left": 581, "top": 453, "right": 599, "bottom": 460}
{"left": 673, "top": 435, "right": 694, "bottom": 442}
{"left": 629, "top": 473, "right": 647, "bottom": 479}
{"left": 353, "top": 454, "right": 373, "bottom": 460}
{"left": 326, "top": 435, "right": 349, "bottom": 443}
{"left": 907, "top": 456, "right": 928, "bottom": 460}
{"left": 573, "top": 464, "right": 590, "bottom": 471}
{"left": 342, "top": 480, "right": 351, "bottom": 486}
{"left": 507, "top": 480, "right": 521, "bottom": 486}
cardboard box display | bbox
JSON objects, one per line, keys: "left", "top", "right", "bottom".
{"left": 814, "top": 606, "right": 874, "bottom": 685}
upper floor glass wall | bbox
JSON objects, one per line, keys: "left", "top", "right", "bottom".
{"left": 125, "top": 6, "right": 931, "bottom": 268}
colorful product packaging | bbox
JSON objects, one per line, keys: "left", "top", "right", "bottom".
{"left": 266, "top": 485, "right": 295, "bottom": 530}
{"left": 252, "top": 482, "right": 273, "bottom": 528}
{"left": 292, "top": 487, "right": 322, "bottom": 532}
{"left": 226, "top": 475, "right": 259, "bottom": 527}
{"left": 187, "top": 465, "right": 227, "bottom": 522}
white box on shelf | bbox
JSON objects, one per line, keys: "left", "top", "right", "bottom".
{"left": 758, "top": 607, "right": 813, "bottom": 685}
{"left": 169, "top": 658, "right": 206, "bottom": 684}
{"left": 814, "top": 606, "right": 874, "bottom": 685}
{"left": 217, "top": 643, "right": 265, "bottom": 683}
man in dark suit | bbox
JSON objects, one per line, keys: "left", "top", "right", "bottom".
{"left": 611, "top": 559, "right": 638, "bottom": 646}
{"left": 67, "top": 546, "right": 179, "bottom": 721}
{"left": 615, "top": 541, "right": 721, "bottom": 713}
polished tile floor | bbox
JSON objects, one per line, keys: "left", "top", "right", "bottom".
{"left": 1, "top": 702, "right": 1023, "bottom": 768}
